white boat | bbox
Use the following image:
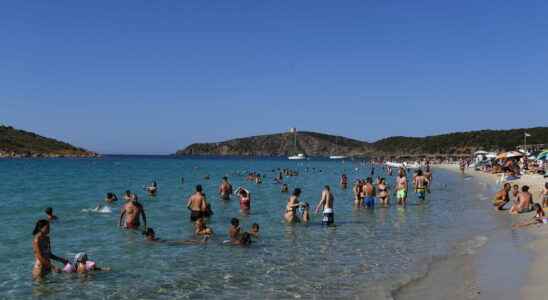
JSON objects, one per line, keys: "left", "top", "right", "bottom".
{"left": 329, "top": 155, "right": 347, "bottom": 160}
{"left": 288, "top": 153, "right": 306, "bottom": 160}
{"left": 385, "top": 161, "right": 421, "bottom": 169}
{"left": 329, "top": 136, "right": 346, "bottom": 160}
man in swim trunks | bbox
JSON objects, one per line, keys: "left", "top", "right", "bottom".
{"left": 119, "top": 195, "right": 147, "bottom": 230}
{"left": 363, "top": 177, "right": 376, "bottom": 208}
{"left": 218, "top": 177, "right": 233, "bottom": 200}
{"left": 187, "top": 185, "right": 207, "bottom": 222}
{"left": 413, "top": 170, "right": 428, "bottom": 200}
{"left": 493, "top": 183, "right": 511, "bottom": 210}
{"left": 315, "top": 185, "right": 335, "bottom": 226}
{"left": 396, "top": 168, "right": 408, "bottom": 206}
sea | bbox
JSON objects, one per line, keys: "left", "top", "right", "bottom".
{"left": 0, "top": 156, "right": 531, "bottom": 299}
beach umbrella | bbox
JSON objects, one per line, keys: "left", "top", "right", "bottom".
{"left": 537, "top": 150, "right": 548, "bottom": 161}
{"left": 496, "top": 151, "right": 524, "bottom": 160}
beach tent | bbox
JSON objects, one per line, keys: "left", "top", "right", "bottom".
{"left": 496, "top": 151, "right": 524, "bottom": 160}
{"left": 486, "top": 152, "right": 497, "bottom": 159}
{"left": 537, "top": 150, "right": 548, "bottom": 161}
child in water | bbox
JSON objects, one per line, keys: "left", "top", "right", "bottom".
{"left": 63, "top": 253, "right": 110, "bottom": 273}
{"left": 249, "top": 223, "right": 260, "bottom": 238}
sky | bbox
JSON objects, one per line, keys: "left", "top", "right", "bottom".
{"left": 1, "top": 1, "right": 547, "bottom": 154}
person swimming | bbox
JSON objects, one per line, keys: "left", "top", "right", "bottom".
{"left": 105, "top": 192, "right": 118, "bottom": 204}
{"left": 281, "top": 184, "right": 289, "bottom": 193}
{"left": 32, "top": 219, "right": 68, "bottom": 279}
{"left": 145, "top": 181, "right": 158, "bottom": 196}
{"left": 249, "top": 223, "right": 260, "bottom": 238}
{"left": 63, "top": 252, "right": 110, "bottom": 273}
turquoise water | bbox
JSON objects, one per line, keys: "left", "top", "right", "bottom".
{"left": 0, "top": 157, "right": 499, "bottom": 299}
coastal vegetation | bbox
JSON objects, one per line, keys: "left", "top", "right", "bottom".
{"left": 176, "top": 127, "right": 548, "bottom": 158}
{"left": 0, "top": 125, "right": 97, "bottom": 158}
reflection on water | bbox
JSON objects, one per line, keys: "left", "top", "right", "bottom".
{"left": 0, "top": 157, "right": 502, "bottom": 299}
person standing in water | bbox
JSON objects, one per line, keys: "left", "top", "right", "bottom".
{"left": 235, "top": 187, "right": 251, "bottom": 213}
{"left": 187, "top": 185, "right": 208, "bottom": 222}
{"left": 413, "top": 170, "right": 428, "bottom": 200}
{"left": 315, "top": 185, "right": 335, "bottom": 226}
{"left": 424, "top": 166, "right": 433, "bottom": 193}
{"left": 44, "top": 207, "right": 58, "bottom": 221}
{"left": 284, "top": 188, "right": 302, "bottom": 223}
{"left": 340, "top": 174, "right": 348, "bottom": 189}
{"left": 218, "top": 176, "right": 233, "bottom": 200}
{"left": 396, "top": 168, "right": 408, "bottom": 206}
{"left": 377, "top": 178, "right": 390, "bottom": 206}
{"left": 32, "top": 220, "right": 68, "bottom": 279}
{"left": 363, "top": 177, "right": 376, "bottom": 208}
{"left": 119, "top": 194, "right": 147, "bottom": 230}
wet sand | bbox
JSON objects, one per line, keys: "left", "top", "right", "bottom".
{"left": 395, "top": 164, "right": 545, "bottom": 300}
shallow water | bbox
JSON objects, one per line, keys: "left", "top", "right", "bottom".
{"left": 0, "top": 157, "right": 505, "bottom": 299}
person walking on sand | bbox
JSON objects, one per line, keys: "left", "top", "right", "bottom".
{"left": 219, "top": 176, "right": 233, "bottom": 200}
{"left": 315, "top": 185, "right": 335, "bottom": 226}
{"left": 187, "top": 185, "right": 208, "bottom": 222}
{"left": 396, "top": 169, "right": 408, "bottom": 206}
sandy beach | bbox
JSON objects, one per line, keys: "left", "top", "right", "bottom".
{"left": 396, "top": 163, "right": 547, "bottom": 300}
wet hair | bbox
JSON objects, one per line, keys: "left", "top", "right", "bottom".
{"left": 522, "top": 185, "right": 529, "bottom": 192}
{"left": 231, "top": 218, "right": 240, "bottom": 227}
{"left": 44, "top": 207, "right": 53, "bottom": 215}
{"left": 240, "top": 232, "right": 252, "bottom": 245}
{"left": 222, "top": 176, "right": 228, "bottom": 180}
{"left": 240, "top": 189, "right": 248, "bottom": 197}
{"left": 417, "top": 170, "right": 423, "bottom": 176}
{"left": 143, "top": 228, "right": 155, "bottom": 237}
{"left": 252, "top": 223, "right": 259, "bottom": 231}
{"left": 196, "top": 185, "right": 203, "bottom": 192}
{"left": 324, "top": 185, "right": 331, "bottom": 191}
{"left": 292, "top": 188, "right": 302, "bottom": 196}
{"left": 107, "top": 192, "right": 114, "bottom": 198}
{"left": 33, "top": 219, "right": 49, "bottom": 235}
{"left": 125, "top": 190, "right": 131, "bottom": 196}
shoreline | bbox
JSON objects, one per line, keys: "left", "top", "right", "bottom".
{"left": 395, "top": 164, "right": 545, "bottom": 300}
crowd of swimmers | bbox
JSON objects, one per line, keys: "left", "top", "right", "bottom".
{"left": 32, "top": 162, "right": 439, "bottom": 281}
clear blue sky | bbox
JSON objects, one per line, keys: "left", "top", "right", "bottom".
{"left": 1, "top": 1, "right": 547, "bottom": 154}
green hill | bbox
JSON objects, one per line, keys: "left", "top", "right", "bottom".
{"left": 0, "top": 125, "right": 98, "bottom": 158}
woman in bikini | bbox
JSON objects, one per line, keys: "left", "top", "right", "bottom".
{"left": 377, "top": 178, "right": 390, "bottom": 206}
{"left": 284, "top": 188, "right": 302, "bottom": 223}
{"left": 32, "top": 219, "right": 67, "bottom": 279}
